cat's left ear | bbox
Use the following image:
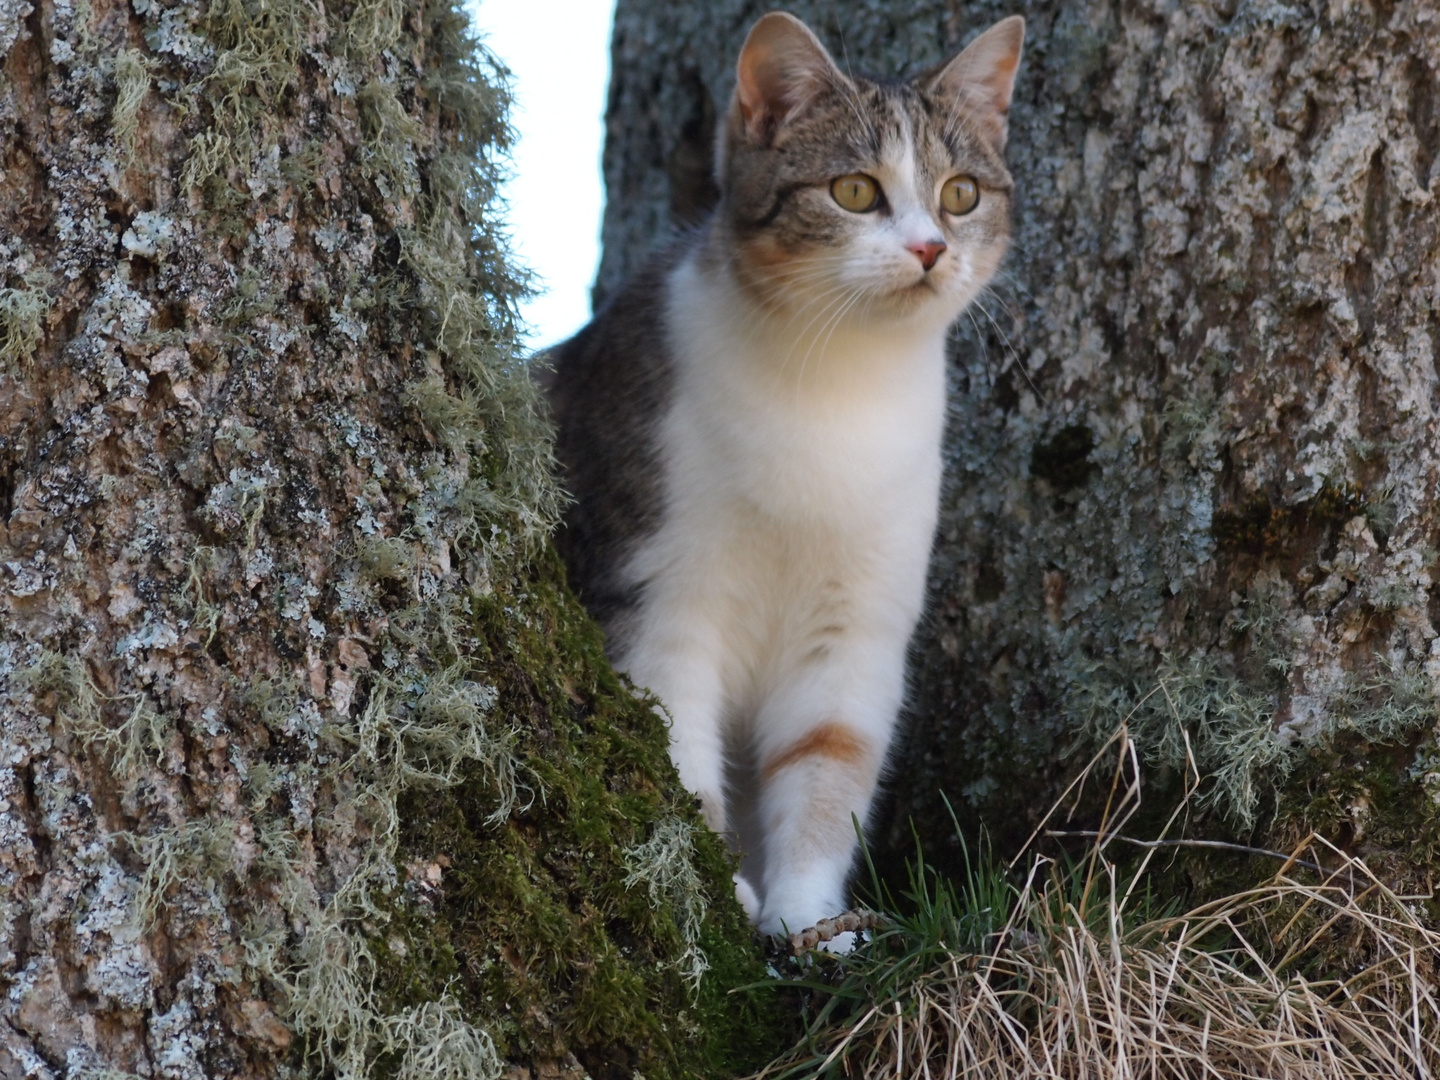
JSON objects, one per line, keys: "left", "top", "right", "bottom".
{"left": 927, "top": 15, "right": 1025, "bottom": 153}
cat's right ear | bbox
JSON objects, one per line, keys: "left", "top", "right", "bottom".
{"left": 733, "top": 12, "right": 846, "bottom": 145}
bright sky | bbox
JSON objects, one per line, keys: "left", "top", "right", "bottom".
{"left": 469, "top": 0, "right": 617, "bottom": 350}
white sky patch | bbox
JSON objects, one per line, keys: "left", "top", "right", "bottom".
{"left": 468, "top": 0, "right": 617, "bottom": 350}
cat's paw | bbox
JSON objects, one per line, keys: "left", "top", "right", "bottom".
{"left": 733, "top": 874, "right": 761, "bottom": 923}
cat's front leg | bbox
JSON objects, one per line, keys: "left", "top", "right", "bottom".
{"left": 750, "top": 642, "right": 903, "bottom": 939}
{"left": 627, "top": 629, "right": 765, "bottom": 923}
{"left": 619, "top": 623, "right": 730, "bottom": 835}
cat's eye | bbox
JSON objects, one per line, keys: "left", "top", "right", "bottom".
{"left": 831, "top": 174, "right": 881, "bottom": 213}
{"left": 941, "top": 176, "right": 980, "bottom": 216}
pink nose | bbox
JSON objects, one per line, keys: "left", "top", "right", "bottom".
{"left": 907, "top": 240, "right": 947, "bottom": 272}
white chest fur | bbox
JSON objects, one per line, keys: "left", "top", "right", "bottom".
{"left": 613, "top": 254, "right": 951, "bottom": 935}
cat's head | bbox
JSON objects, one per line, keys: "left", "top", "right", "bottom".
{"left": 714, "top": 11, "right": 1023, "bottom": 330}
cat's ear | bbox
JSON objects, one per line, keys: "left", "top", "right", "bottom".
{"left": 927, "top": 15, "right": 1025, "bottom": 153}
{"left": 733, "top": 12, "right": 847, "bottom": 145}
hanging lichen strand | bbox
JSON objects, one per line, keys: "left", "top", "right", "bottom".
{"left": 0, "top": 0, "right": 784, "bottom": 1076}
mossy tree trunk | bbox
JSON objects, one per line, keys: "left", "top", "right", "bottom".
{"left": 0, "top": 0, "right": 780, "bottom": 1077}
{"left": 601, "top": 0, "right": 1440, "bottom": 892}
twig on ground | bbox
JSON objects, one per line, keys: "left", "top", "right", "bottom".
{"left": 788, "top": 909, "right": 884, "bottom": 954}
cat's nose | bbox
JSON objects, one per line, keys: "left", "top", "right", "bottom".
{"left": 907, "top": 240, "right": 947, "bottom": 272}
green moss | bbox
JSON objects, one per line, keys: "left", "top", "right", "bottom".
{"left": 388, "top": 551, "right": 798, "bottom": 1078}
{"left": 197, "top": 545, "right": 787, "bottom": 1079}
{"left": 1278, "top": 728, "right": 1440, "bottom": 900}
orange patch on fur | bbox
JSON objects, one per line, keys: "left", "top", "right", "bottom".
{"left": 739, "top": 235, "right": 797, "bottom": 276}
{"left": 762, "top": 722, "right": 870, "bottom": 781}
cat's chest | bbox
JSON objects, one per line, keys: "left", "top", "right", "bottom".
{"left": 659, "top": 258, "right": 951, "bottom": 529}
{"left": 663, "top": 331, "right": 947, "bottom": 525}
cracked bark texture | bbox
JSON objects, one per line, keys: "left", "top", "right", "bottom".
{"left": 600, "top": 0, "right": 1440, "bottom": 883}
{"left": 0, "top": 0, "right": 522, "bottom": 1068}
{"left": 0, "top": 0, "right": 781, "bottom": 1075}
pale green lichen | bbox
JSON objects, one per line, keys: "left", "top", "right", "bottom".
{"left": 16, "top": 633, "right": 519, "bottom": 1072}
{"left": 0, "top": 266, "right": 51, "bottom": 370}
{"left": 1227, "top": 569, "right": 1300, "bottom": 677}
{"left": 180, "top": 0, "right": 311, "bottom": 195}
{"left": 199, "top": 465, "right": 272, "bottom": 549}
{"left": 347, "top": 668, "right": 522, "bottom": 816}
{"left": 357, "top": 79, "right": 427, "bottom": 192}
{"left": 11, "top": 0, "right": 773, "bottom": 1074}
{"left": 1330, "top": 661, "right": 1437, "bottom": 743}
{"left": 385, "top": 998, "right": 504, "bottom": 1080}
{"left": 111, "top": 48, "right": 151, "bottom": 162}
{"left": 18, "top": 651, "right": 172, "bottom": 780}
{"left": 264, "top": 913, "right": 500, "bottom": 1080}
{"left": 402, "top": 373, "right": 488, "bottom": 455}
{"left": 178, "top": 546, "right": 221, "bottom": 648}
{"left": 282, "top": 919, "right": 383, "bottom": 1079}
{"left": 338, "top": 0, "right": 404, "bottom": 65}
{"left": 1073, "top": 651, "right": 1289, "bottom": 831}
{"left": 231, "top": 657, "right": 522, "bottom": 1079}
{"left": 623, "top": 817, "right": 710, "bottom": 990}
{"left": 1073, "top": 646, "right": 1437, "bottom": 835}
{"left": 119, "top": 817, "right": 237, "bottom": 924}
{"left": 356, "top": 536, "right": 418, "bottom": 583}
{"left": 120, "top": 210, "right": 175, "bottom": 261}
{"left": 178, "top": 128, "right": 234, "bottom": 195}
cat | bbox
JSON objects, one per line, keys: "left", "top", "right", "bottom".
{"left": 543, "top": 10, "right": 1024, "bottom": 944}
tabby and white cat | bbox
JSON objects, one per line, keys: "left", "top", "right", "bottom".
{"left": 545, "top": 11, "right": 1023, "bottom": 942}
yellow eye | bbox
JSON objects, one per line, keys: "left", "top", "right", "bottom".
{"left": 941, "top": 175, "right": 979, "bottom": 215}
{"left": 831, "top": 173, "right": 880, "bottom": 213}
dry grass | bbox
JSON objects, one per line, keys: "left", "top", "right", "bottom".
{"left": 754, "top": 729, "right": 1440, "bottom": 1079}
{"left": 762, "top": 858, "right": 1439, "bottom": 1078}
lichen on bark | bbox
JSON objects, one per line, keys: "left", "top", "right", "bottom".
{"left": 0, "top": 0, "right": 780, "bottom": 1075}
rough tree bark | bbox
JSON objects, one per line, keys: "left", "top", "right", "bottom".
{"left": 0, "top": 0, "right": 780, "bottom": 1077}
{"left": 601, "top": 0, "right": 1440, "bottom": 891}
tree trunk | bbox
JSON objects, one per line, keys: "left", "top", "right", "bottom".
{"left": 0, "top": 0, "right": 777, "bottom": 1077}
{"left": 601, "top": 0, "right": 1440, "bottom": 889}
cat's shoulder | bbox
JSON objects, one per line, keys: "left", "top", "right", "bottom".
{"left": 535, "top": 234, "right": 702, "bottom": 626}
{"left": 536, "top": 235, "right": 697, "bottom": 422}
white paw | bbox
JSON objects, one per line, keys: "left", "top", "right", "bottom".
{"left": 733, "top": 874, "right": 762, "bottom": 923}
